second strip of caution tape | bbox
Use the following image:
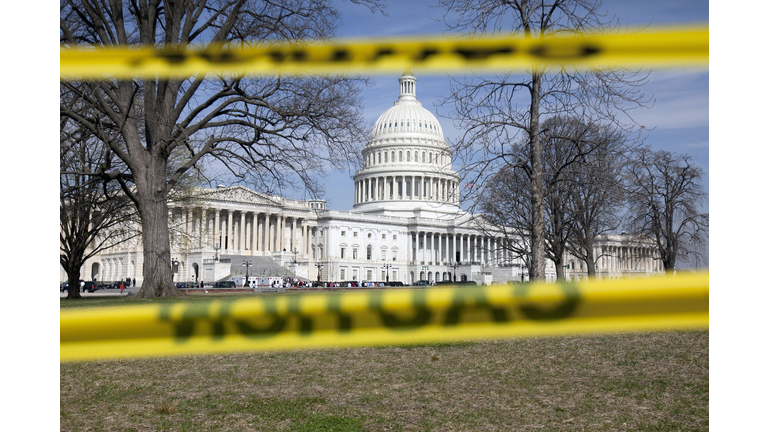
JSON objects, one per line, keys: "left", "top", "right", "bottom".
{"left": 60, "top": 273, "right": 709, "bottom": 362}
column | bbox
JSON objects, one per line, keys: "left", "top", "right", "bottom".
{"left": 291, "top": 217, "right": 297, "bottom": 252}
{"left": 279, "top": 215, "right": 285, "bottom": 251}
{"left": 239, "top": 212, "right": 245, "bottom": 251}
{"left": 266, "top": 213, "right": 272, "bottom": 252}
{"left": 245, "top": 214, "right": 251, "bottom": 251}
{"left": 224, "top": 210, "right": 232, "bottom": 251}
{"left": 302, "top": 219, "right": 307, "bottom": 254}
{"left": 214, "top": 209, "right": 221, "bottom": 248}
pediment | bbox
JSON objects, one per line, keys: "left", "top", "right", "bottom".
{"left": 199, "top": 186, "right": 281, "bottom": 207}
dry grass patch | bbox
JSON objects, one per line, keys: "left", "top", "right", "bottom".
{"left": 61, "top": 330, "right": 707, "bottom": 431}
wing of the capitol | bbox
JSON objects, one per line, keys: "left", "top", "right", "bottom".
{"left": 64, "top": 71, "right": 664, "bottom": 287}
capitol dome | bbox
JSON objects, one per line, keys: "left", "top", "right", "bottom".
{"left": 370, "top": 70, "right": 445, "bottom": 141}
{"left": 352, "top": 71, "right": 461, "bottom": 217}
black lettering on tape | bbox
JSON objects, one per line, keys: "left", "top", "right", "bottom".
{"left": 286, "top": 296, "right": 313, "bottom": 335}
{"left": 371, "top": 48, "right": 395, "bottom": 62}
{"left": 155, "top": 52, "right": 187, "bottom": 64}
{"left": 453, "top": 46, "right": 515, "bottom": 60}
{"left": 513, "top": 283, "right": 581, "bottom": 321}
{"left": 198, "top": 51, "right": 242, "bottom": 64}
{"left": 268, "top": 50, "right": 287, "bottom": 63}
{"left": 416, "top": 48, "right": 440, "bottom": 62}
{"left": 528, "top": 44, "right": 601, "bottom": 59}
{"left": 326, "top": 294, "right": 353, "bottom": 332}
{"left": 444, "top": 288, "right": 509, "bottom": 326}
{"left": 331, "top": 49, "right": 351, "bottom": 62}
{"left": 370, "top": 291, "right": 431, "bottom": 329}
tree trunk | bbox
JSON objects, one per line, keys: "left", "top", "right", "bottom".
{"left": 133, "top": 157, "right": 183, "bottom": 298}
{"left": 65, "top": 267, "right": 82, "bottom": 300}
{"left": 554, "top": 258, "right": 565, "bottom": 281}
{"left": 529, "top": 71, "right": 546, "bottom": 281}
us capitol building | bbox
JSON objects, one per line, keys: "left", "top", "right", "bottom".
{"left": 64, "top": 72, "right": 664, "bottom": 286}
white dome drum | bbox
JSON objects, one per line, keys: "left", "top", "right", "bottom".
{"left": 353, "top": 71, "right": 461, "bottom": 218}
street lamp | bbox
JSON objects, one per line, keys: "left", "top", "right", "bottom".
{"left": 243, "top": 260, "right": 252, "bottom": 286}
{"left": 382, "top": 261, "right": 393, "bottom": 282}
{"left": 421, "top": 265, "right": 429, "bottom": 283}
{"left": 450, "top": 261, "right": 460, "bottom": 283}
{"left": 172, "top": 258, "right": 179, "bottom": 283}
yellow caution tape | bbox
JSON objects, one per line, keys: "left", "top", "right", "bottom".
{"left": 60, "top": 272, "right": 708, "bottom": 362}
{"left": 60, "top": 25, "right": 707, "bottom": 79}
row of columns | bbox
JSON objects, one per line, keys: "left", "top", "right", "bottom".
{"left": 365, "top": 149, "right": 447, "bottom": 167}
{"left": 171, "top": 207, "right": 317, "bottom": 254}
{"left": 599, "top": 245, "right": 663, "bottom": 272}
{"left": 409, "top": 231, "right": 510, "bottom": 266}
{"left": 355, "top": 175, "right": 458, "bottom": 205}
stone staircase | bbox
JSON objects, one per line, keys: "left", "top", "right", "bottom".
{"left": 218, "top": 255, "right": 302, "bottom": 280}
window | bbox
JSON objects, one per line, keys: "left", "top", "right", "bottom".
{"left": 399, "top": 151, "right": 403, "bottom": 162}
{"left": 393, "top": 270, "right": 398, "bottom": 280}
{"left": 353, "top": 231, "right": 358, "bottom": 237}
{"left": 382, "top": 270, "right": 386, "bottom": 280}
{"left": 407, "top": 151, "right": 411, "bottom": 161}
{"left": 381, "top": 249, "right": 386, "bottom": 260}
{"left": 382, "top": 233, "right": 386, "bottom": 240}
{"left": 378, "top": 152, "right": 381, "bottom": 163}
{"left": 352, "top": 269, "right": 358, "bottom": 280}
{"left": 367, "top": 232, "right": 372, "bottom": 239}
{"left": 353, "top": 248, "right": 358, "bottom": 259}
{"left": 392, "top": 250, "right": 398, "bottom": 261}
{"left": 341, "top": 230, "right": 346, "bottom": 236}
{"left": 393, "top": 234, "right": 397, "bottom": 240}
{"left": 367, "top": 245, "right": 372, "bottom": 260}
{"left": 385, "top": 152, "right": 388, "bottom": 162}
{"left": 340, "top": 247, "right": 346, "bottom": 259}
{"left": 340, "top": 269, "right": 346, "bottom": 280}
{"left": 367, "top": 270, "right": 373, "bottom": 280}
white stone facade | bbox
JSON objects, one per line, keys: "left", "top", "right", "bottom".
{"left": 63, "top": 72, "right": 664, "bottom": 286}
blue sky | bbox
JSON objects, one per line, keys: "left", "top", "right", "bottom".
{"left": 314, "top": 0, "right": 710, "bottom": 212}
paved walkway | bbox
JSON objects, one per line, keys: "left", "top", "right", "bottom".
{"left": 60, "top": 288, "right": 139, "bottom": 297}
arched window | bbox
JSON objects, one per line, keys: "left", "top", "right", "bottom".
{"left": 399, "top": 151, "right": 403, "bottom": 162}
{"left": 407, "top": 151, "right": 411, "bottom": 161}
{"left": 366, "top": 245, "right": 372, "bottom": 260}
{"left": 414, "top": 152, "right": 418, "bottom": 162}
{"left": 422, "top": 151, "right": 425, "bottom": 162}
{"left": 385, "top": 152, "right": 388, "bottom": 162}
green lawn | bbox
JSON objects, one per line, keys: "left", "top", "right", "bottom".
{"left": 60, "top": 294, "right": 708, "bottom": 431}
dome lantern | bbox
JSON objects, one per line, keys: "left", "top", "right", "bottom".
{"left": 398, "top": 69, "right": 417, "bottom": 101}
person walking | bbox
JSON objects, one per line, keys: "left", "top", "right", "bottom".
{"left": 120, "top": 282, "right": 125, "bottom": 295}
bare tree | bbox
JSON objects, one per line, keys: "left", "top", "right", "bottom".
{"left": 477, "top": 164, "right": 533, "bottom": 276}
{"left": 437, "top": 0, "right": 650, "bottom": 281}
{"left": 624, "top": 147, "right": 708, "bottom": 273}
{"left": 60, "top": 0, "right": 384, "bottom": 297}
{"left": 60, "top": 114, "right": 137, "bottom": 300}
{"left": 563, "top": 121, "right": 629, "bottom": 277}
{"left": 477, "top": 116, "right": 626, "bottom": 281}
